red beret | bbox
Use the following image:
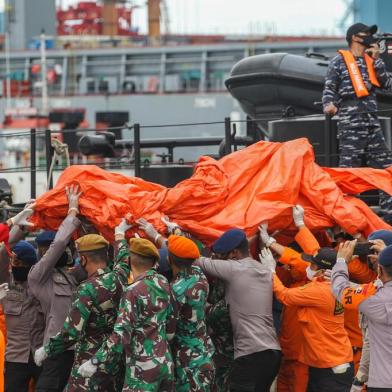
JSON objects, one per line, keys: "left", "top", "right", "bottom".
{"left": 168, "top": 235, "right": 200, "bottom": 259}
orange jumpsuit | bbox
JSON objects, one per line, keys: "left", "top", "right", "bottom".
{"left": 297, "top": 228, "right": 377, "bottom": 373}
{"left": 276, "top": 227, "right": 318, "bottom": 392}
{"left": 274, "top": 275, "right": 353, "bottom": 369}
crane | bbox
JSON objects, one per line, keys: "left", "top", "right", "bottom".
{"left": 100, "top": 0, "right": 168, "bottom": 42}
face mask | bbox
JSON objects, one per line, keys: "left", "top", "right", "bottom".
{"left": 361, "top": 35, "right": 377, "bottom": 48}
{"left": 11, "top": 266, "right": 30, "bottom": 282}
{"left": 306, "top": 265, "right": 317, "bottom": 281}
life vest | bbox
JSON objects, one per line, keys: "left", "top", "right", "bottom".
{"left": 338, "top": 49, "right": 381, "bottom": 98}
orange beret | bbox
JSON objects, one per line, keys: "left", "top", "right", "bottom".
{"left": 168, "top": 235, "right": 200, "bottom": 259}
{"left": 129, "top": 238, "right": 159, "bottom": 260}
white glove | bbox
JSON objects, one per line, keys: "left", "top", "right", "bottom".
{"left": 258, "top": 223, "right": 276, "bottom": 247}
{"left": 0, "top": 283, "right": 9, "bottom": 300}
{"left": 78, "top": 359, "right": 97, "bottom": 378}
{"left": 34, "top": 346, "right": 48, "bottom": 366}
{"left": 350, "top": 384, "right": 364, "bottom": 392}
{"left": 137, "top": 218, "right": 160, "bottom": 242}
{"left": 115, "top": 218, "right": 133, "bottom": 237}
{"left": 259, "top": 248, "right": 276, "bottom": 272}
{"left": 66, "top": 184, "right": 82, "bottom": 213}
{"left": 292, "top": 205, "right": 305, "bottom": 227}
{"left": 10, "top": 208, "right": 34, "bottom": 227}
{"left": 161, "top": 216, "right": 180, "bottom": 234}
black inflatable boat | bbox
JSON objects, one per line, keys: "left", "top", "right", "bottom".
{"left": 225, "top": 52, "right": 392, "bottom": 127}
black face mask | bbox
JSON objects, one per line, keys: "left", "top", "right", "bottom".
{"left": 360, "top": 35, "right": 377, "bottom": 48}
{"left": 11, "top": 266, "right": 30, "bottom": 282}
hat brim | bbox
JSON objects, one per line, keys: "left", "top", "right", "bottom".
{"left": 366, "top": 24, "right": 378, "bottom": 35}
{"left": 301, "top": 253, "right": 314, "bottom": 263}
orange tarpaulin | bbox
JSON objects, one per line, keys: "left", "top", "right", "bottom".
{"left": 32, "top": 138, "right": 392, "bottom": 244}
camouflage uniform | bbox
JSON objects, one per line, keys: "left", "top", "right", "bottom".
{"left": 206, "top": 279, "right": 234, "bottom": 392}
{"left": 93, "top": 268, "right": 176, "bottom": 392}
{"left": 44, "top": 240, "right": 130, "bottom": 391}
{"left": 171, "top": 265, "right": 215, "bottom": 392}
{"left": 322, "top": 53, "right": 392, "bottom": 222}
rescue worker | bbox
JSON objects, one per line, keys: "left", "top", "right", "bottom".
{"left": 259, "top": 205, "right": 320, "bottom": 392}
{"left": 196, "top": 230, "right": 281, "bottom": 392}
{"left": 262, "top": 239, "right": 353, "bottom": 391}
{"left": 322, "top": 22, "right": 392, "bottom": 223}
{"left": 207, "top": 230, "right": 239, "bottom": 392}
{"left": 333, "top": 241, "right": 392, "bottom": 391}
{"left": 78, "top": 237, "right": 176, "bottom": 391}
{"left": 0, "top": 206, "right": 44, "bottom": 392}
{"left": 28, "top": 185, "right": 83, "bottom": 392}
{"left": 34, "top": 221, "right": 131, "bottom": 391}
{"left": 168, "top": 235, "right": 215, "bottom": 392}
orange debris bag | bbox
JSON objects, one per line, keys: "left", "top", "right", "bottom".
{"left": 32, "top": 138, "right": 392, "bottom": 243}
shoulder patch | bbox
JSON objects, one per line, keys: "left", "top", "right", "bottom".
{"left": 334, "top": 300, "right": 344, "bottom": 316}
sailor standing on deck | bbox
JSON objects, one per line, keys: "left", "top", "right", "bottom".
{"left": 322, "top": 23, "right": 392, "bottom": 224}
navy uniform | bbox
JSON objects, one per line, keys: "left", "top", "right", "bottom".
{"left": 322, "top": 44, "right": 392, "bottom": 222}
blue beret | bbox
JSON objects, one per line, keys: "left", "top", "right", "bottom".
{"left": 13, "top": 241, "right": 38, "bottom": 266}
{"left": 368, "top": 230, "right": 392, "bottom": 246}
{"left": 35, "top": 231, "right": 56, "bottom": 246}
{"left": 378, "top": 245, "right": 392, "bottom": 266}
{"left": 212, "top": 228, "right": 246, "bottom": 254}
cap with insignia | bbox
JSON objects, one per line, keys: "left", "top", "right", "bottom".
{"left": 302, "top": 247, "right": 337, "bottom": 269}
{"left": 76, "top": 234, "right": 109, "bottom": 253}
{"left": 129, "top": 238, "right": 159, "bottom": 260}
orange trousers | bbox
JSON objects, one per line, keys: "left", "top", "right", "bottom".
{"left": 277, "top": 359, "right": 309, "bottom": 392}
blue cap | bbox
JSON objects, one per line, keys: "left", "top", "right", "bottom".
{"left": 12, "top": 241, "right": 38, "bottom": 266}
{"left": 368, "top": 230, "right": 392, "bottom": 246}
{"left": 212, "top": 228, "right": 246, "bottom": 254}
{"left": 35, "top": 231, "right": 56, "bottom": 246}
{"left": 378, "top": 245, "right": 392, "bottom": 266}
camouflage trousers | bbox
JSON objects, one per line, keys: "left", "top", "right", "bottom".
{"left": 175, "top": 361, "right": 215, "bottom": 392}
{"left": 338, "top": 125, "right": 392, "bottom": 223}
{"left": 211, "top": 355, "right": 232, "bottom": 392}
{"left": 123, "top": 357, "right": 175, "bottom": 392}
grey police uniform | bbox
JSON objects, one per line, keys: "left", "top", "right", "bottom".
{"left": 0, "top": 227, "right": 44, "bottom": 392}
{"left": 28, "top": 215, "right": 81, "bottom": 392}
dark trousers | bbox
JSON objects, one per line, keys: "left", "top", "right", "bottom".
{"left": 229, "top": 349, "right": 282, "bottom": 392}
{"left": 367, "top": 389, "right": 392, "bottom": 392}
{"left": 5, "top": 353, "right": 41, "bottom": 392}
{"left": 307, "top": 363, "right": 354, "bottom": 392}
{"left": 338, "top": 125, "right": 392, "bottom": 223}
{"left": 35, "top": 350, "right": 74, "bottom": 392}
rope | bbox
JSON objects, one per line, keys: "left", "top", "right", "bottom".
{"left": 47, "top": 139, "right": 70, "bottom": 191}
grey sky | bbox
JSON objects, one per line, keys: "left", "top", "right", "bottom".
{"left": 2, "top": 0, "right": 350, "bottom": 36}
